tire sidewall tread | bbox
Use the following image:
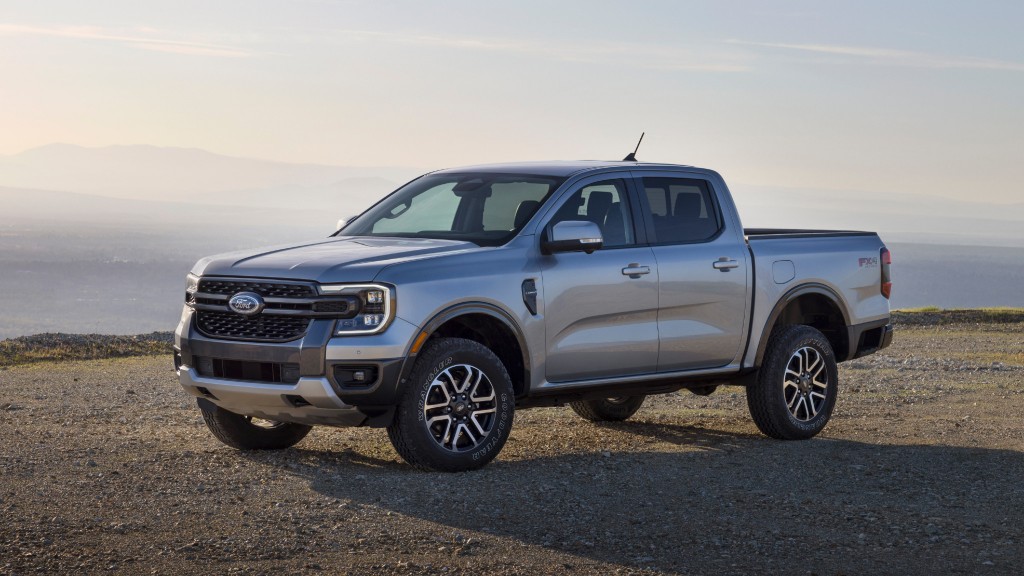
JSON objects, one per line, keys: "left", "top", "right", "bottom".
{"left": 199, "top": 403, "right": 312, "bottom": 450}
{"left": 746, "top": 324, "right": 839, "bottom": 440}
{"left": 569, "top": 396, "right": 646, "bottom": 422}
{"left": 387, "top": 337, "right": 515, "bottom": 472}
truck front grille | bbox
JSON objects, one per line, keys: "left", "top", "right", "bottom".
{"left": 198, "top": 279, "right": 314, "bottom": 298}
{"left": 196, "top": 310, "right": 311, "bottom": 342}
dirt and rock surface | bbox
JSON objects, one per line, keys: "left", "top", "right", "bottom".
{"left": 1, "top": 312, "right": 1022, "bottom": 575}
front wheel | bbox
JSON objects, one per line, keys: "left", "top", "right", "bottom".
{"left": 746, "top": 325, "right": 839, "bottom": 440}
{"left": 198, "top": 401, "right": 312, "bottom": 450}
{"left": 387, "top": 338, "right": 515, "bottom": 472}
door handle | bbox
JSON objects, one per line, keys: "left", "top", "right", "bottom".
{"left": 622, "top": 263, "right": 651, "bottom": 278}
{"left": 713, "top": 258, "right": 739, "bottom": 271}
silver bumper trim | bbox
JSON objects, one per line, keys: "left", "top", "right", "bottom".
{"left": 178, "top": 367, "right": 367, "bottom": 427}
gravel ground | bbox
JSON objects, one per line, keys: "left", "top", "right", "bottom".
{"left": 1, "top": 317, "right": 1022, "bottom": 575}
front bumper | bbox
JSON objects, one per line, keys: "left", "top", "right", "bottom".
{"left": 174, "top": 307, "right": 417, "bottom": 427}
{"left": 179, "top": 367, "right": 370, "bottom": 426}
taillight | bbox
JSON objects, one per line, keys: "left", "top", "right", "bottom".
{"left": 880, "top": 247, "right": 892, "bottom": 299}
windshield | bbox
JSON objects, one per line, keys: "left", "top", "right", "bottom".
{"left": 339, "top": 173, "right": 564, "bottom": 246}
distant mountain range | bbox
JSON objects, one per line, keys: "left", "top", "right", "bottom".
{"left": 0, "top": 143, "right": 418, "bottom": 209}
{"left": 1, "top": 143, "right": 1022, "bottom": 247}
{"left": 0, "top": 143, "right": 1022, "bottom": 338}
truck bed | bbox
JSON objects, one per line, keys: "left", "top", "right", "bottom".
{"left": 744, "top": 228, "right": 877, "bottom": 239}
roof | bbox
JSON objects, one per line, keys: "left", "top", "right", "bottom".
{"left": 430, "top": 160, "right": 701, "bottom": 178}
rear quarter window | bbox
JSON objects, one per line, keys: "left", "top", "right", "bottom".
{"left": 641, "top": 177, "right": 722, "bottom": 244}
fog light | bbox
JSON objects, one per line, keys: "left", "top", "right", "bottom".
{"left": 333, "top": 365, "right": 378, "bottom": 388}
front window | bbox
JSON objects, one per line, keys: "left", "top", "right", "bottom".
{"left": 546, "top": 179, "right": 636, "bottom": 248}
{"left": 340, "top": 173, "right": 564, "bottom": 246}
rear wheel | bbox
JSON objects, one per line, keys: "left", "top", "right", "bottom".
{"left": 387, "top": 338, "right": 515, "bottom": 472}
{"left": 198, "top": 401, "right": 312, "bottom": 450}
{"left": 569, "top": 395, "right": 646, "bottom": 422}
{"left": 746, "top": 325, "right": 838, "bottom": 439}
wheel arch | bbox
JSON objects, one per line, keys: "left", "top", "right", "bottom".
{"left": 754, "top": 283, "right": 851, "bottom": 366}
{"left": 412, "top": 303, "right": 531, "bottom": 398}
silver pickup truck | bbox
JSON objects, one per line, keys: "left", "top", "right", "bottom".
{"left": 174, "top": 161, "right": 893, "bottom": 471}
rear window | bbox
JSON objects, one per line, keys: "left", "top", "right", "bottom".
{"left": 641, "top": 177, "right": 721, "bottom": 243}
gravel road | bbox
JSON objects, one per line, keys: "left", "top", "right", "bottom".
{"left": 1, "top": 317, "right": 1022, "bottom": 575}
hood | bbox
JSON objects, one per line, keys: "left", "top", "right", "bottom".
{"left": 192, "top": 236, "right": 480, "bottom": 283}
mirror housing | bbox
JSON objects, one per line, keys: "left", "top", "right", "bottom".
{"left": 336, "top": 216, "right": 352, "bottom": 231}
{"left": 542, "top": 220, "right": 604, "bottom": 255}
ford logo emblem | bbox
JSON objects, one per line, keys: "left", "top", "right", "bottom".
{"left": 228, "top": 292, "right": 265, "bottom": 316}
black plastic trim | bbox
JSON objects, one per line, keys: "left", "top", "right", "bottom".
{"left": 753, "top": 283, "right": 853, "bottom": 367}
{"left": 848, "top": 320, "right": 893, "bottom": 359}
{"left": 519, "top": 369, "right": 756, "bottom": 408}
{"left": 329, "top": 358, "right": 405, "bottom": 407}
{"left": 880, "top": 323, "right": 894, "bottom": 350}
{"left": 412, "top": 302, "right": 532, "bottom": 396}
{"left": 745, "top": 229, "right": 876, "bottom": 239}
{"left": 181, "top": 317, "right": 333, "bottom": 377}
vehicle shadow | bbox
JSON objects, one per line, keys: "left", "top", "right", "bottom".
{"left": 240, "top": 420, "right": 1024, "bottom": 574}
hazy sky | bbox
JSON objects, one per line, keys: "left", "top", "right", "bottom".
{"left": 1, "top": 1, "right": 1022, "bottom": 202}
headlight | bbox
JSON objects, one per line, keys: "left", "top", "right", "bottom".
{"left": 319, "top": 284, "right": 394, "bottom": 335}
{"left": 185, "top": 273, "right": 200, "bottom": 304}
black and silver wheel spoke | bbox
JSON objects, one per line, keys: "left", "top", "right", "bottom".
{"left": 783, "top": 346, "right": 829, "bottom": 422}
{"left": 422, "top": 364, "right": 497, "bottom": 452}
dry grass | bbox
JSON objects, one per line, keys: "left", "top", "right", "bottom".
{"left": 0, "top": 332, "right": 173, "bottom": 368}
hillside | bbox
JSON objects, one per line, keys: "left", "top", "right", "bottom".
{"left": 0, "top": 143, "right": 415, "bottom": 201}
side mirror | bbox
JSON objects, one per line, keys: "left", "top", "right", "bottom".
{"left": 336, "top": 216, "right": 352, "bottom": 231}
{"left": 542, "top": 220, "right": 603, "bottom": 255}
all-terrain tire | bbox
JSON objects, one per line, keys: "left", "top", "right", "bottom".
{"left": 746, "top": 324, "right": 839, "bottom": 440}
{"left": 569, "top": 396, "right": 646, "bottom": 422}
{"left": 198, "top": 401, "right": 312, "bottom": 450}
{"left": 386, "top": 338, "right": 515, "bottom": 472}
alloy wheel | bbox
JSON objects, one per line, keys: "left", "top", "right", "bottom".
{"left": 783, "top": 346, "right": 829, "bottom": 421}
{"left": 422, "top": 364, "right": 497, "bottom": 452}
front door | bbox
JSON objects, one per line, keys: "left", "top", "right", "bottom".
{"left": 540, "top": 176, "right": 659, "bottom": 382}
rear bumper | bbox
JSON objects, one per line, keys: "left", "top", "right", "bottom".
{"left": 174, "top": 307, "right": 416, "bottom": 427}
{"left": 879, "top": 323, "right": 894, "bottom": 350}
{"left": 847, "top": 318, "right": 893, "bottom": 360}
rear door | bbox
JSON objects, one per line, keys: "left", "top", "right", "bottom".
{"left": 634, "top": 173, "right": 750, "bottom": 371}
{"left": 539, "top": 175, "right": 659, "bottom": 382}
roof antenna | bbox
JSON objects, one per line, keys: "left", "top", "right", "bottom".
{"left": 622, "top": 132, "right": 645, "bottom": 161}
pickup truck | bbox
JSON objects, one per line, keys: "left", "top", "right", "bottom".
{"left": 174, "top": 161, "right": 893, "bottom": 472}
